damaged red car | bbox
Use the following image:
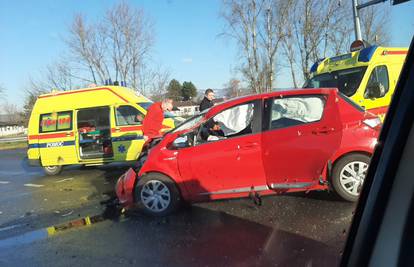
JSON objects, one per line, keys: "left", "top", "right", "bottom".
{"left": 116, "top": 88, "right": 380, "bottom": 216}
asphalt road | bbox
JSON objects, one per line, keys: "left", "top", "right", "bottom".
{"left": 0, "top": 149, "right": 355, "bottom": 266}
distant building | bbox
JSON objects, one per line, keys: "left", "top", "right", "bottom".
{"left": 172, "top": 101, "right": 199, "bottom": 117}
{"left": 0, "top": 114, "right": 26, "bottom": 137}
{"left": 172, "top": 98, "right": 226, "bottom": 117}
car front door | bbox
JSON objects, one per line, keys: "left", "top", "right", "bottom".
{"left": 262, "top": 91, "right": 342, "bottom": 189}
{"left": 177, "top": 100, "right": 266, "bottom": 199}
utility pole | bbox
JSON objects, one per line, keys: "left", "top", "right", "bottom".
{"left": 352, "top": 0, "right": 387, "bottom": 41}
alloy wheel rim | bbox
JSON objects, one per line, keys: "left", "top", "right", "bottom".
{"left": 141, "top": 180, "right": 171, "bottom": 212}
{"left": 339, "top": 161, "right": 368, "bottom": 196}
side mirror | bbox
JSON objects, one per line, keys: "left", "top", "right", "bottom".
{"left": 366, "top": 82, "right": 385, "bottom": 99}
{"left": 172, "top": 135, "right": 188, "bottom": 149}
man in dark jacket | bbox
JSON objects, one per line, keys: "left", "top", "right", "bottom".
{"left": 199, "top": 88, "right": 215, "bottom": 112}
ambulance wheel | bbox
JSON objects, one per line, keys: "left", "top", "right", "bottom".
{"left": 43, "top": 165, "right": 63, "bottom": 176}
{"left": 135, "top": 173, "right": 181, "bottom": 216}
{"left": 331, "top": 153, "right": 370, "bottom": 202}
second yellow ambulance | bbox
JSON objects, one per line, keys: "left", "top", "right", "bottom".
{"left": 305, "top": 45, "right": 408, "bottom": 120}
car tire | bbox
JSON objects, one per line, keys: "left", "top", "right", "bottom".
{"left": 135, "top": 173, "right": 181, "bottom": 216}
{"left": 43, "top": 165, "right": 63, "bottom": 176}
{"left": 331, "top": 153, "right": 370, "bottom": 202}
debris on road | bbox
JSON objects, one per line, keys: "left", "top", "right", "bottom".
{"left": 0, "top": 181, "right": 10, "bottom": 184}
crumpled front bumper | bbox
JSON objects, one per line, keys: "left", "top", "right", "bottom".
{"left": 115, "top": 168, "right": 137, "bottom": 207}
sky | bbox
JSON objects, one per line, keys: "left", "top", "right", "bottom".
{"left": 0, "top": 0, "right": 414, "bottom": 109}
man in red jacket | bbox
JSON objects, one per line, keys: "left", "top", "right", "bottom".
{"left": 142, "top": 98, "right": 173, "bottom": 142}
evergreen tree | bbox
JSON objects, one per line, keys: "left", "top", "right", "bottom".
{"left": 182, "top": 81, "right": 197, "bottom": 101}
{"left": 166, "top": 79, "right": 182, "bottom": 101}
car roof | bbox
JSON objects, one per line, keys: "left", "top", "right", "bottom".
{"left": 206, "top": 88, "right": 338, "bottom": 116}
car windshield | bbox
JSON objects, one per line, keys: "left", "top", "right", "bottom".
{"left": 172, "top": 113, "right": 205, "bottom": 133}
{"left": 304, "top": 66, "right": 367, "bottom": 97}
{"left": 137, "top": 102, "right": 153, "bottom": 110}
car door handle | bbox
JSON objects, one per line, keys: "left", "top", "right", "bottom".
{"left": 66, "top": 132, "right": 72, "bottom": 137}
{"left": 240, "top": 142, "right": 259, "bottom": 149}
{"left": 312, "top": 127, "right": 335, "bottom": 135}
{"left": 114, "top": 127, "right": 121, "bottom": 132}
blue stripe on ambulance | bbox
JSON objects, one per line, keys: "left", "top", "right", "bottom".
{"left": 28, "top": 141, "right": 76, "bottom": 149}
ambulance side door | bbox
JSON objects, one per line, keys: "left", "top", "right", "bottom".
{"left": 361, "top": 64, "right": 392, "bottom": 119}
{"left": 111, "top": 105, "right": 145, "bottom": 161}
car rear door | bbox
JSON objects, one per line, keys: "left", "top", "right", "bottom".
{"left": 262, "top": 91, "right": 342, "bottom": 189}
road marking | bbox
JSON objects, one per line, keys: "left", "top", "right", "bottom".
{"left": 55, "top": 178, "right": 74, "bottom": 183}
{"left": 0, "top": 224, "right": 23, "bottom": 232}
{"left": 61, "top": 210, "right": 74, "bottom": 217}
{"left": 24, "top": 183, "right": 44, "bottom": 188}
{"left": 0, "top": 181, "right": 10, "bottom": 184}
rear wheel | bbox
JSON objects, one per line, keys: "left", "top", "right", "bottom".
{"left": 331, "top": 154, "right": 370, "bottom": 202}
{"left": 135, "top": 173, "right": 181, "bottom": 216}
{"left": 43, "top": 165, "right": 63, "bottom": 176}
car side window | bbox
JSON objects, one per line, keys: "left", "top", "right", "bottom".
{"left": 364, "top": 65, "right": 389, "bottom": 99}
{"left": 198, "top": 102, "right": 257, "bottom": 142}
{"left": 115, "top": 105, "right": 144, "bottom": 126}
{"left": 270, "top": 96, "right": 325, "bottom": 130}
{"left": 39, "top": 111, "right": 73, "bottom": 133}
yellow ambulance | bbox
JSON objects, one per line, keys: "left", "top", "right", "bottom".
{"left": 27, "top": 86, "right": 178, "bottom": 175}
{"left": 305, "top": 45, "right": 408, "bottom": 120}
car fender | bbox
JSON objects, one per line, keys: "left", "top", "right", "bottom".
{"left": 138, "top": 148, "right": 191, "bottom": 201}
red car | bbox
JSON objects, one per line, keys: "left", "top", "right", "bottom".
{"left": 116, "top": 88, "right": 380, "bottom": 216}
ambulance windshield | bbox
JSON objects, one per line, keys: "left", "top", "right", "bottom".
{"left": 304, "top": 66, "right": 367, "bottom": 97}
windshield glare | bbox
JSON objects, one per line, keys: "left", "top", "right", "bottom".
{"left": 304, "top": 66, "right": 367, "bottom": 97}
{"left": 172, "top": 113, "right": 205, "bottom": 133}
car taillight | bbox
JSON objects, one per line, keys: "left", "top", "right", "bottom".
{"left": 363, "top": 117, "right": 382, "bottom": 130}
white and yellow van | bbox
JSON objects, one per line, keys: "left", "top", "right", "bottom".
{"left": 305, "top": 46, "right": 408, "bottom": 120}
{"left": 27, "top": 86, "right": 178, "bottom": 175}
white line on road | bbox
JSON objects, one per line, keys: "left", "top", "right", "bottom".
{"left": 55, "top": 178, "right": 74, "bottom": 183}
{"left": 0, "top": 224, "right": 23, "bottom": 232}
{"left": 23, "top": 183, "right": 44, "bottom": 188}
{"left": 0, "top": 181, "right": 10, "bottom": 184}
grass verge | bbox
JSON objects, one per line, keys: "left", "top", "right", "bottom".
{"left": 0, "top": 141, "right": 27, "bottom": 150}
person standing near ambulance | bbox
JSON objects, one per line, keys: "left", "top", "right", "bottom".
{"left": 142, "top": 98, "right": 174, "bottom": 142}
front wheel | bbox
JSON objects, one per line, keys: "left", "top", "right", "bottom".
{"left": 135, "top": 173, "right": 181, "bottom": 216}
{"left": 43, "top": 165, "right": 63, "bottom": 176}
{"left": 331, "top": 154, "right": 370, "bottom": 202}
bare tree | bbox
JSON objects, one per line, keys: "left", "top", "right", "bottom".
{"left": 221, "top": 0, "right": 266, "bottom": 93}
{"left": 65, "top": 2, "right": 154, "bottom": 91}
{"left": 136, "top": 64, "right": 170, "bottom": 99}
{"left": 2, "top": 102, "right": 21, "bottom": 123}
{"left": 260, "top": 0, "right": 292, "bottom": 91}
{"left": 0, "top": 85, "right": 5, "bottom": 101}
{"left": 360, "top": 5, "right": 390, "bottom": 45}
{"left": 224, "top": 78, "right": 241, "bottom": 98}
